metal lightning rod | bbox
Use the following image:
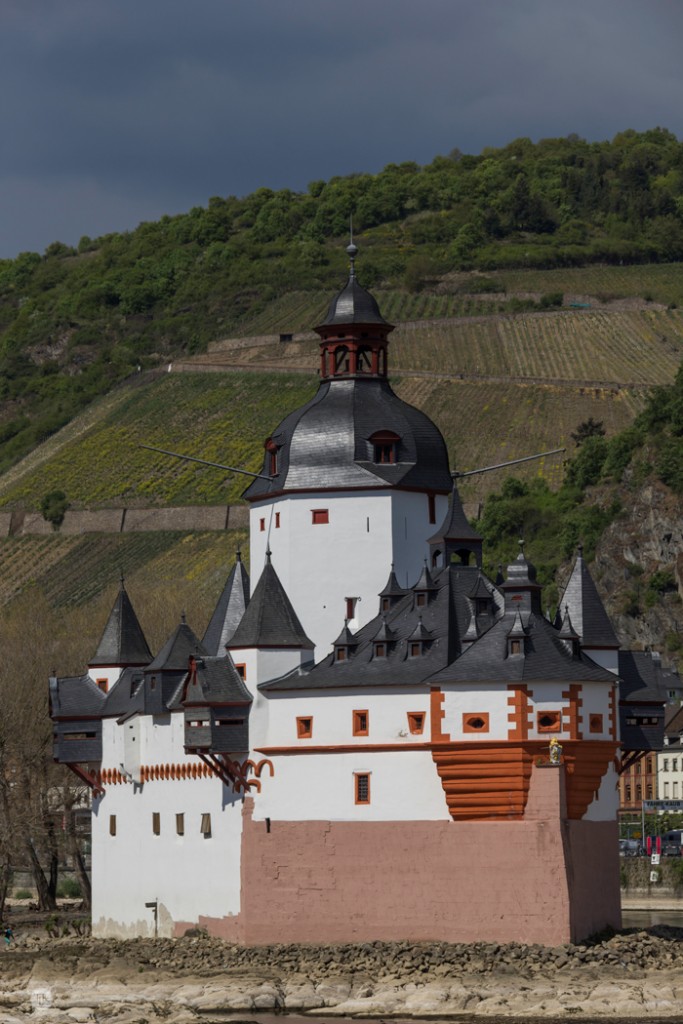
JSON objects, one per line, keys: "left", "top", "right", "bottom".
{"left": 452, "top": 447, "right": 566, "bottom": 479}
{"left": 140, "top": 445, "right": 274, "bottom": 481}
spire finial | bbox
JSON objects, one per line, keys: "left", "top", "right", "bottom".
{"left": 236, "top": 548, "right": 242, "bottom": 562}
{"left": 181, "top": 610, "right": 186, "bottom": 624}
{"left": 265, "top": 547, "right": 272, "bottom": 564}
{"left": 578, "top": 541, "right": 584, "bottom": 558}
{"left": 119, "top": 570, "right": 125, "bottom": 589}
{"left": 346, "top": 216, "right": 358, "bottom": 278}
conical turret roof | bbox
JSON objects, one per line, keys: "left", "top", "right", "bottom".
{"left": 318, "top": 243, "right": 391, "bottom": 328}
{"left": 379, "top": 565, "right": 408, "bottom": 600}
{"left": 228, "top": 552, "right": 314, "bottom": 650}
{"left": 428, "top": 484, "right": 482, "bottom": 544}
{"left": 558, "top": 546, "right": 619, "bottom": 648}
{"left": 203, "top": 551, "right": 250, "bottom": 655}
{"left": 89, "top": 576, "right": 152, "bottom": 667}
{"left": 147, "top": 614, "right": 207, "bottom": 672}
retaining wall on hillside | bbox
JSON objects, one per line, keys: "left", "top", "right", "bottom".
{"left": 9, "top": 505, "right": 250, "bottom": 537}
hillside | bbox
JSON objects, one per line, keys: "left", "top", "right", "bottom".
{"left": 2, "top": 127, "right": 683, "bottom": 473}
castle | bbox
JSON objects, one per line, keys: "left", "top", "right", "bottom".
{"left": 50, "top": 245, "right": 659, "bottom": 945}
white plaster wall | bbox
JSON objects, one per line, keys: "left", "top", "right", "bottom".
{"left": 249, "top": 489, "right": 446, "bottom": 658}
{"left": 88, "top": 666, "right": 121, "bottom": 691}
{"left": 251, "top": 688, "right": 432, "bottom": 749}
{"left": 440, "top": 684, "right": 510, "bottom": 741}
{"left": 256, "top": 648, "right": 311, "bottom": 683}
{"left": 578, "top": 682, "right": 614, "bottom": 740}
{"left": 391, "top": 491, "right": 449, "bottom": 587}
{"left": 252, "top": 750, "right": 449, "bottom": 822}
{"left": 91, "top": 774, "right": 244, "bottom": 937}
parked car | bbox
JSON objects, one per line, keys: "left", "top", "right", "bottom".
{"left": 619, "top": 838, "right": 642, "bottom": 856}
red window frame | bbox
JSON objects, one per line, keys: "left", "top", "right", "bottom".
{"left": 353, "top": 710, "right": 369, "bottom": 736}
{"left": 311, "top": 509, "right": 329, "bottom": 525}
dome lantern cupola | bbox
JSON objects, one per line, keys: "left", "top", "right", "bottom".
{"left": 315, "top": 242, "right": 394, "bottom": 381}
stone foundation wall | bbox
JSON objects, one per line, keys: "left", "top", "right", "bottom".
{"left": 229, "top": 767, "right": 620, "bottom": 947}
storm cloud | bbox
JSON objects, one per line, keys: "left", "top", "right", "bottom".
{"left": 2, "top": 0, "right": 682, "bottom": 257}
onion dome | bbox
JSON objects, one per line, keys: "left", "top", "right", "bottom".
{"left": 318, "top": 244, "right": 391, "bottom": 328}
{"left": 243, "top": 243, "right": 452, "bottom": 501}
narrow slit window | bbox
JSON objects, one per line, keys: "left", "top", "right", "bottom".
{"left": 176, "top": 813, "right": 184, "bottom": 836}
{"left": 200, "top": 813, "right": 212, "bottom": 836}
{"left": 259, "top": 518, "right": 265, "bottom": 532}
{"left": 353, "top": 710, "right": 369, "bottom": 736}
{"left": 275, "top": 511, "right": 280, "bottom": 528}
{"left": 152, "top": 812, "right": 160, "bottom": 836}
{"left": 345, "top": 596, "right": 358, "bottom": 619}
{"left": 428, "top": 493, "right": 436, "bottom": 524}
{"left": 355, "top": 772, "right": 371, "bottom": 804}
{"left": 109, "top": 814, "right": 116, "bottom": 837}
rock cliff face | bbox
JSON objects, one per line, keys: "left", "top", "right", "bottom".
{"left": 581, "top": 476, "right": 683, "bottom": 666}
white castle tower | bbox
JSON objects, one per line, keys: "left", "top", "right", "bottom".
{"left": 242, "top": 242, "right": 453, "bottom": 657}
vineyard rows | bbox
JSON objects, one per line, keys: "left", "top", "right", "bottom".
{"left": 498, "top": 262, "right": 683, "bottom": 307}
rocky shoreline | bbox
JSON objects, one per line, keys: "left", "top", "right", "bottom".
{"left": 2, "top": 929, "right": 683, "bottom": 1021}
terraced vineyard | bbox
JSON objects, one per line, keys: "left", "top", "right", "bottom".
{"left": 497, "top": 263, "right": 683, "bottom": 307}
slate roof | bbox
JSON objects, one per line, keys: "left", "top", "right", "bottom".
{"left": 557, "top": 548, "right": 619, "bottom": 648}
{"left": 177, "top": 655, "right": 253, "bottom": 707}
{"left": 619, "top": 650, "right": 671, "bottom": 704}
{"left": 431, "top": 608, "right": 617, "bottom": 685}
{"left": 49, "top": 674, "right": 107, "bottom": 718}
{"left": 428, "top": 485, "right": 482, "bottom": 544}
{"left": 89, "top": 579, "right": 152, "bottom": 667}
{"left": 102, "top": 667, "right": 146, "bottom": 718}
{"left": 147, "top": 616, "right": 208, "bottom": 672}
{"left": 202, "top": 552, "right": 250, "bottom": 655}
{"left": 318, "top": 259, "right": 392, "bottom": 328}
{"left": 259, "top": 563, "right": 497, "bottom": 691}
{"left": 243, "top": 378, "right": 453, "bottom": 500}
{"left": 228, "top": 553, "right": 314, "bottom": 650}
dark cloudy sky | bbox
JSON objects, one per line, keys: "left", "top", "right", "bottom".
{"left": 2, "top": 0, "right": 682, "bottom": 259}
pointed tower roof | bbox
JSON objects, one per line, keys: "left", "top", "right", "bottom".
{"left": 89, "top": 576, "right": 152, "bottom": 667}
{"left": 333, "top": 621, "right": 358, "bottom": 648}
{"left": 228, "top": 552, "right": 314, "bottom": 650}
{"left": 558, "top": 545, "right": 619, "bottom": 648}
{"left": 558, "top": 606, "right": 579, "bottom": 641}
{"left": 373, "top": 616, "right": 397, "bottom": 643}
{"left": 414, "top": 561, "right": 438, "bottom": 592}
{"left": 409, "top": 616, "right": 432, "bottom": 642}
{"left": 507, "top": 608, "right": 527, "bottom": 639}
{"left": 203, "top": 551, "right": 250, "bottom": 655}
{"left": 379, "top": 564, "right": 408, "bottom": 600}
{"left": 147, "top": 614, "right": 207, "bottom": 672}
{"left": 430, "top": 483, "right": 483, "bottom": 548}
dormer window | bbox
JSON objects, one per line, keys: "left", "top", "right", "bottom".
{"left": 476, "top": 598, "right": 488, "bottom": 615}
{"left": 374, "top": 642, "right": 386, "bottom": 658}
{"left": 336, "top": 647, "right": 347, "bottom": 662}
{"left": 509, "top": 639, "right": 522, "bottom": 655}
{"left": 410, "top": 642, "right": 422, "bottom": 658}
{"left": 369, "top": 430, "right": 400, "bottom": 465}
{"left": 416, "top": 593, "right": 427, "bottom": 608}
{"left": 381, "top": 597, "right": 390, "bottom": 612}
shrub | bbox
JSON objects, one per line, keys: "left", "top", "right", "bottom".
{"left": 14, "top": 889, "right": 31, "bottom": 900}
{"left": 40, "top": 489, "right": 68, "bottom": 528}
{"left": 56, "top": 877, "right": 81, "bottom": 899}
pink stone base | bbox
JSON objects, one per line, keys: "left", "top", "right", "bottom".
{"left": 172, "top": 766, "right": 620, "bottom": 947}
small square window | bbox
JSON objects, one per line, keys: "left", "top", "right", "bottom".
{"left": 355, "top": 772, "right": 371, "bottom": 804}
{"left": 176, "top": 813, "right": 184, "bottom": 836}
{"left": 312, "top": 509, "right": 329, "bottom": 525}
{"left": 297, "top": 716, "right": 313, "bottom": 739}
{"left": 152, "top": 812, "right": 160, "bottom": 835}
{"left": 353, "top": 710, "right": 369, "bottom": 736}
{"left": 374, "top": 643, "right": 386, "bottom": 658}
{"left": 234, "top": 663, "right": 246, "bottom": 681}
{"left": 96, "top": 678, "right": 108, "bottom": 693}
{"left": 336, "top": 647, "right": 347, "bottom": 662}
{"left": 200, "top": 813, "right": 212, "bottom": 836}
{"left": 589, "top": 713, "right": 603, "bottom": 734}
{"left": 410, "top": 642, "right": 421, "bottom": 658}
{"left": 407, "top": 712, "right": 425, "bottom": 735}
{"left": 537, "top": 711, "right": 561, "bottom": 733}
{"left": 109, "top": 814, "right": 116, "bottom": 837}
{"left": 416, "top": 593, "right": 427, "bottom": 608}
